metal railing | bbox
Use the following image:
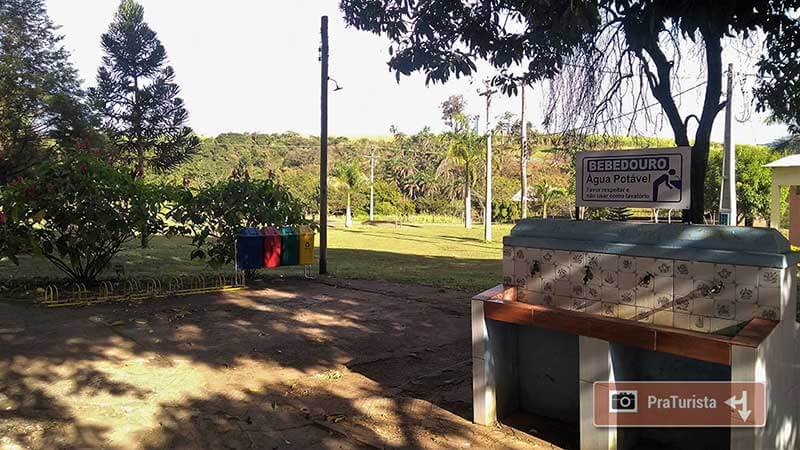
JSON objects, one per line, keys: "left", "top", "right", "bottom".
{"left": 40, "top": 272, "right": 246, "bottom": 307}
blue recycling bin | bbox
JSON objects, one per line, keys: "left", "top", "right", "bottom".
{"left": 236, "top": 227, "right": 265, "bottom": 270}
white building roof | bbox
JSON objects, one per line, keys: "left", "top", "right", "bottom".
{"left": 764, "top": 154, "right": 800, "bottom": 168}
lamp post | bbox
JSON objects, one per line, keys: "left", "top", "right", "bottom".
{"left": 320, "top": 16, "right": 328, "bottom": 274}
{"left": 319, "top": 17, "right": 344, "bottom": 275}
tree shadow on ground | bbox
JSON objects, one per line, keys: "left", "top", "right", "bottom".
{"left": 320, "top": 248, "right": 501, "bottom": 292}
{"left": 0, "top": 265, "right": 546, "bottom": 449}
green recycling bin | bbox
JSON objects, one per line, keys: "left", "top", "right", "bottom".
{"left": 279, "top": 226, "right": 299, "bottom": 266}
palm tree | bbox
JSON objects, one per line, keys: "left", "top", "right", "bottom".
{"left": 440, "top": 115, "right": 483, "bottom": 229}
{"left": 532, "top": 181, "right": 564, "bottom": 219}
{"left": 333, "top": 162, "right": 363, "bottom": 228}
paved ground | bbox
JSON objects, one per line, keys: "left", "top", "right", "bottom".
{"left": 0, "top": 278, "right": 559, "bottom": 449}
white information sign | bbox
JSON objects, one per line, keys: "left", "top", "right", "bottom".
{"left": 576, "top": 147, "right": 691, "bottom": 209}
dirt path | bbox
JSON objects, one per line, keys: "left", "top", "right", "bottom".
{"left": 0, "top": 278, "right": 559, "bottom": 449}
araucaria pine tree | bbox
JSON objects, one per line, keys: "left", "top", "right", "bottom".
{"left": 0, "top": 0, "right": 92, "bottom": 184}
{"left": 91, "top": 0, "right": 198, "bottom": 176}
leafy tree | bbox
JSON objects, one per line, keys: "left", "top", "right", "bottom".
{"left": 493, "top": 200, "right": 520, "bottom": 223}
{"left": 385, "top": 127, "right": 448, "bottom": 200}
{"left": 373, "top": 179, "right": 414, "bottom": 219}
{"left": 704, "top": 145, "right": 777, "bottom": 226}
{"left": 416, "top": 195, "right": 455, "bottom": 219}
{"left": 754, "top": 15, "right": 800, "bottom": 133}
{"left": 171, "top": 173, "right": 309, "bottom": 268}
{"left": 0, "top": 213, "right": 26, "bottom": 265}
{"left": 440, "top": 115, "right": 483, "bottom": 228}
{"left": 0, "top": 153, "right": 170, "bottom": 283}
{"left": 280, "top": 167, "right": 320, "bottom": 217}
{"left": 493, "top": 175, "right": 521, "bottom": 205}
{"left": 0, "top": 0, "right": 92, "bottom": 184}
{"left": 771, "top": 135, "right": 800, "bottom": 154}
{"left": 340, "top": 0, "right": 800, "bottom": 223}
{"left": 440, "top": 95, "right": 468, "bottom": 132}
{"left": 91, "top": 0, "right": 199, "bottom": 176}
{"left": 332, "top": 161, "right": 364, "bottom": 228}
{"left": 531, "top": 181, "right": 564, "bottom": 219}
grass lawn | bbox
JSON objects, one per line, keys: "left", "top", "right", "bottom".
{"left": 0, "top": 218, "right": 513, "bottom": 295}
{"left": 325, "top": 219, "right": 513, "bottom": 291}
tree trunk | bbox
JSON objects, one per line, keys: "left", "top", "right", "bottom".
{"left": 639, "top": 30, "right": 724, "bottom": 224}
{"left": 345, "top": 192, "right": 353, "bottom": 228}
{"left": 686, "top": 31, "right": 724, "bottom": 224}
{"left": 133, "top": 74, "right": 149, "bottom": 249}
{"left": 465, "top": 180, "right": 472, "bottom": 229}
{"left": 542, "top": 201, "right": 548, "bottom": 219}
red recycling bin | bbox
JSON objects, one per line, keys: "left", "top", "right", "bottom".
{"left": 260, "top": 227, "right": 282, "bottom": 268}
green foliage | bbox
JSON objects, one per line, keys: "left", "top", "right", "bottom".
{"left": 607, "top": 207, "right": 632, "bottom": 222}
{"left": 492, "top": 200, "right": 520, "bottom": 223}
{"left": 755, "top": 11, "right": 800, "bottom": 133}
{"left": 531, "top": 181, "right": 564, "bottom": 219}
{"left": 90, "top": 0, "right": 198, "bottom": 175}
{"left": 340, "top": 0, "right": 800, "bottom": 223}
{"left": 0, "top": 153, "right": 169, "bottom": 283}
{"left": 705, "top": 144, "right": 779, "bottom": 225}
{"left": 332, "top": 161, "right": 364, "bottom": 192}
{"left": 280, "top": 167, "right": 319, "bottom": 216}
{"left": 493, "top": 176, "right": 520, "bottom": 205}
{"left": 770, "top": 135, "right": 800, "bottom": 154}
{"left": 444, "top": 123, "right": 483, "bottom": 187}
{"left": 172, "top": 173, "right": 310, "bottom": 267}
{"left": 373, "top": 180, "right": 414, "bottom": 217}
{"left": 0, "top": 0, "right": 93, "bottom": 184}
{"left": 440, "top": 95, "right": 467, "bottom": 131}
{"left": 385, "top": 127, "right": 449, "bottom": 200}
{"left": 330, "top": 183, "right": 368, "bottom": 216}
{"left": 0, "top": 215, "right": 26, "bottom": 266}
{"left": 416, "top": 195, "right": 456, "bottom": 217}
{"left": 332, "top": 161, "right": 365, "bottom": 227}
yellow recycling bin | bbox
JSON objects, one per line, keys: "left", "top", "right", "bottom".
{"left": 297, "top": 225, "right": 315, "bottom": 265}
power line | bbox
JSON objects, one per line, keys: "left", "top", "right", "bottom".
{"left": 556, "top": 81, "right": 708, "bottom": 135}
{"left": 561, "top": 62, "right": 707, "bottom": 81}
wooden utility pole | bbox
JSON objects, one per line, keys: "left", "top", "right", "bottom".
{"left": 480, "top": 85, "right": 496, "bottom": 241}
{"left": 319, "top": 16, "right": 329, "bottom": 274}
{"left": 719, "top": 63, "right": 737, "bottom": 226}
{"left": 520, "top": 83, "right": 528, "bottom": 219}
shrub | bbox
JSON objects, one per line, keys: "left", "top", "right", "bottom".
{"left": 172, "top": 173, "right": 311, "bottom": 267}
{"left": 492, "top": 200, "right": 520, "bottom": 223}
{"left": 373, "top": 180, "right": 414, "bottom": 218}
{"left": 416, "top": 195, "right": 458, "bottom": 217}
{"left": 0, "top": 154, "right": 171, "bottom": 283}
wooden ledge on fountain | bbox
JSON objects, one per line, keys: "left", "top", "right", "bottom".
{"left": 473, "top": 285, "right": 778, "bottom": 366}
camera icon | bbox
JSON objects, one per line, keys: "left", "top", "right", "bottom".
{"left": 609, "top": 390, "right": 638, "bottom": 413}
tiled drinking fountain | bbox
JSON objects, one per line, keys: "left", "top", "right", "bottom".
{"left": 473, "top": 219, "right": 800, "bottom": 450}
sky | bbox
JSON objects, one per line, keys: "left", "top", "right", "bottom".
{"left": 46, "top": 0, "right": 790, "bottom": 144}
